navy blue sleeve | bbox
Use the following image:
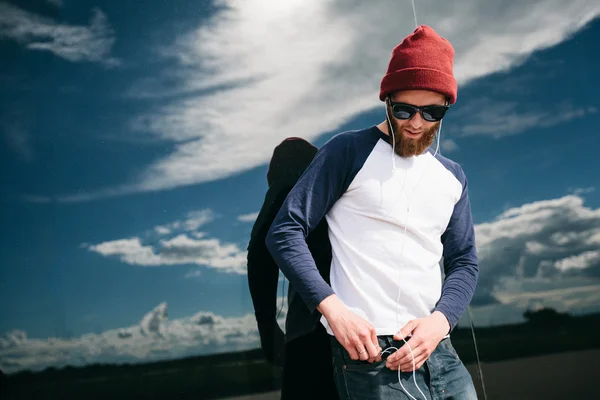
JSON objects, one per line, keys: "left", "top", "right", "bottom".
{"left": 434, "top": 168, "right": 479, "bottom": 330}
{"left": 265, "top": 132, "right": 361, "bottom": 313}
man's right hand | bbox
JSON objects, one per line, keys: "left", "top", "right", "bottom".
{"left": 318, "top": 295, "right": 382, "bottom": 363}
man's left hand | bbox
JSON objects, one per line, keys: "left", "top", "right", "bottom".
{"left": 385, "top": 311, "right": 450, "bottom": 372}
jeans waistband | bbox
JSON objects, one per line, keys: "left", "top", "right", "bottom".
{"left": 330, "top": 335, "right": 449, "bottom": 360}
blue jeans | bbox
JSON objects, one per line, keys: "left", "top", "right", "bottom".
{"left": 331, "top": 336, "right": 477, "bottom": 400}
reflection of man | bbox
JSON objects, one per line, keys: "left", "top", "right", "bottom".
{"left": 247, "top": 138, "right": 339, "bottom": 399}
{"left": 266, "top": 26, "right": 479, "bottom": 399}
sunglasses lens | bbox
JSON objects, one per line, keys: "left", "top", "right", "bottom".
{"left": 422, "top": 106, "right": 447, "bottom": 122}
{"left": 392, "top": 105, "right": 414, "bottom": 120}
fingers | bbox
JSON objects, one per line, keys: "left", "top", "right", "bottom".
{"left": 385, "top": 336, "right": 423, "bottom": 369}
{"left": 352, "top": 334, "right": 370, "bottom": 361}
{"left": 399, "top": 357, "right": 427, "bottom": 372}
{"left": 349, "top": 343, "right": 371, "bottom": 361}
{"left": 370, "top": 325, "right": 382, "bottom": 362}
{"left": 356, "top": 346, "right": 369, "bottom": 361}
{"left": 363, "top": 335, "right": 380, "bottom": 362}
{"left": 396, "top": 350, "right": 427, "bottom": 371}
{"left": 346, "top": 344, "right": 360, "bottom": 361}
{"left": 355, "top": 336, "right": 377, "bottom": 361}
{"left": 398, "top": 348, "right": 429, "bottom": 371}
{"left": 371, "top": 346, "right": 383, "bottom": 363}
{"left": 394, "top": 319, "right": 417, "bottom": 341}
{"left": 331, "top": 310, "right": 382, "bottom": 362}
{"left": 346, "top": 324, "right": 380, "bottom": 361}
{"left": 356, "top": 345, "right": 382, "bottom": 362}
{"left": 386, "top": 345, "right": 429, "bottom": 371}
{"left": 396, "top": 339, "right": 422, "bottom": 366}
{"left": 344, "top": 337, "right": 369, "bottom": 361}
{"left": 385, "top": 335, "right": 419, "bottom": 364}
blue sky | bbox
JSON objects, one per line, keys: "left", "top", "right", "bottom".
{"left": 1, "top": 0, "right": 600, "bottom": 372}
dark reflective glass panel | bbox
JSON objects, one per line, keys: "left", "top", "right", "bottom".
{"left": 1, "top": 2, "right": 599, "bottom": 400}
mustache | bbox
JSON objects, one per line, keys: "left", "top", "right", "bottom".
{"left": 388, "top": 117, "right": 439, "bottom": 157}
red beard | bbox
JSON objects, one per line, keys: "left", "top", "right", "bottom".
{"left": 387, "top": 105, "right": 440, "bottom": 157}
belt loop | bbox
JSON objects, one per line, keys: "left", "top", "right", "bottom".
{"left": 385, "top": 335, "right": 392, "bottom": 349}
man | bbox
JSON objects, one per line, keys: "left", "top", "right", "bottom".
{"left": 266, "top": 25, "right": 479, "bottom": 399}
{"left": 247, "top": 137, "right": 339, "bottom": 399}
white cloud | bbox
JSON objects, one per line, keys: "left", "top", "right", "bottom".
{"left": 441, "top": 139, "right": 459, "bottom": 153}
{"left": 0, "top": 330, "right": 27, "bottom": 349}
{"left": 181, "top": 210, "right": 215, "bottom": 230}
{"left": 463, "top": 279, "right": 600, "bottom": 326}
{"left": 2, "top": 122, "right": 33, "bottom": 163}
{"left": 154, "top": 225, "right": 172, "bottom": 235}
{"left": 483, "top": 277, "right": 600, "bottom": 321}
{"left": 87, "top": 234, "right": 247, "bottom": 274}
{"left": 237, "top": 212, "right": 259, "bottom": 223}
{"left": 0, "top": 3, "right": 118, "bottom": 65}
{"left": 50, "top": 0, "right": 600, "bottom": 201}
{"left": 86, "top": 209, "right": 247, "bottom": 274}
{"left": 46, "top": 0, "right": 64, "bottom": 7}
{"left": 570, "top": 186, "right": 596, "bottom": 195}
{"left": 453, "top": 101, "right": 597, "bottom": 138}
{"left": 2, "top": 107, "right": 35, "bottom": 163}
{"left": 473, "top": 195, "right": 600, "bottom": 306}
{"left": 494, "top": 281, "right": 600, "bottom": 310}
{"left": 553, "top": 250, "right": 600, "bottom": 272}
{"left": 88, "top": 237, "right": 157, "bottom": 263}
{"left": 20, "top": 195, "right": 52, "bottom": 204}
{"left": 184, "top": 269, "right": 202, "bottom": 279}
{"left": 153, "top": 209, "right": 215, "bottom": 235}
{"left": 0, "top": 303, "right": 261, "bottom": 374}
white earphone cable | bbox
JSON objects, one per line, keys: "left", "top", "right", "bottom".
{"left": 410, "top": 0, "right": 418, "bottom": 30}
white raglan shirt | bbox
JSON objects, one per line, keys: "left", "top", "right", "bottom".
{"left": 266, "top": 126, "right": 478, "bottom": 335}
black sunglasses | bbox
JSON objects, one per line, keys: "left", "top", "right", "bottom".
{"left": 388, "top": 98, "right": 449, "bottom": 122}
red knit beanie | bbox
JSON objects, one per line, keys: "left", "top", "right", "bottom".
{"left": 379, "top": 25, "right": 457, "bottom": 104}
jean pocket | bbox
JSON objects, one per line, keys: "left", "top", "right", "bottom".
{"left": 336, "top": 348, "right": 386, "bottom": 372}
{"left": 439, "top": 339, "right": 461, "bottom": 360}
{"left": 344, "top": 359, "right": 386, "bottom": 372}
